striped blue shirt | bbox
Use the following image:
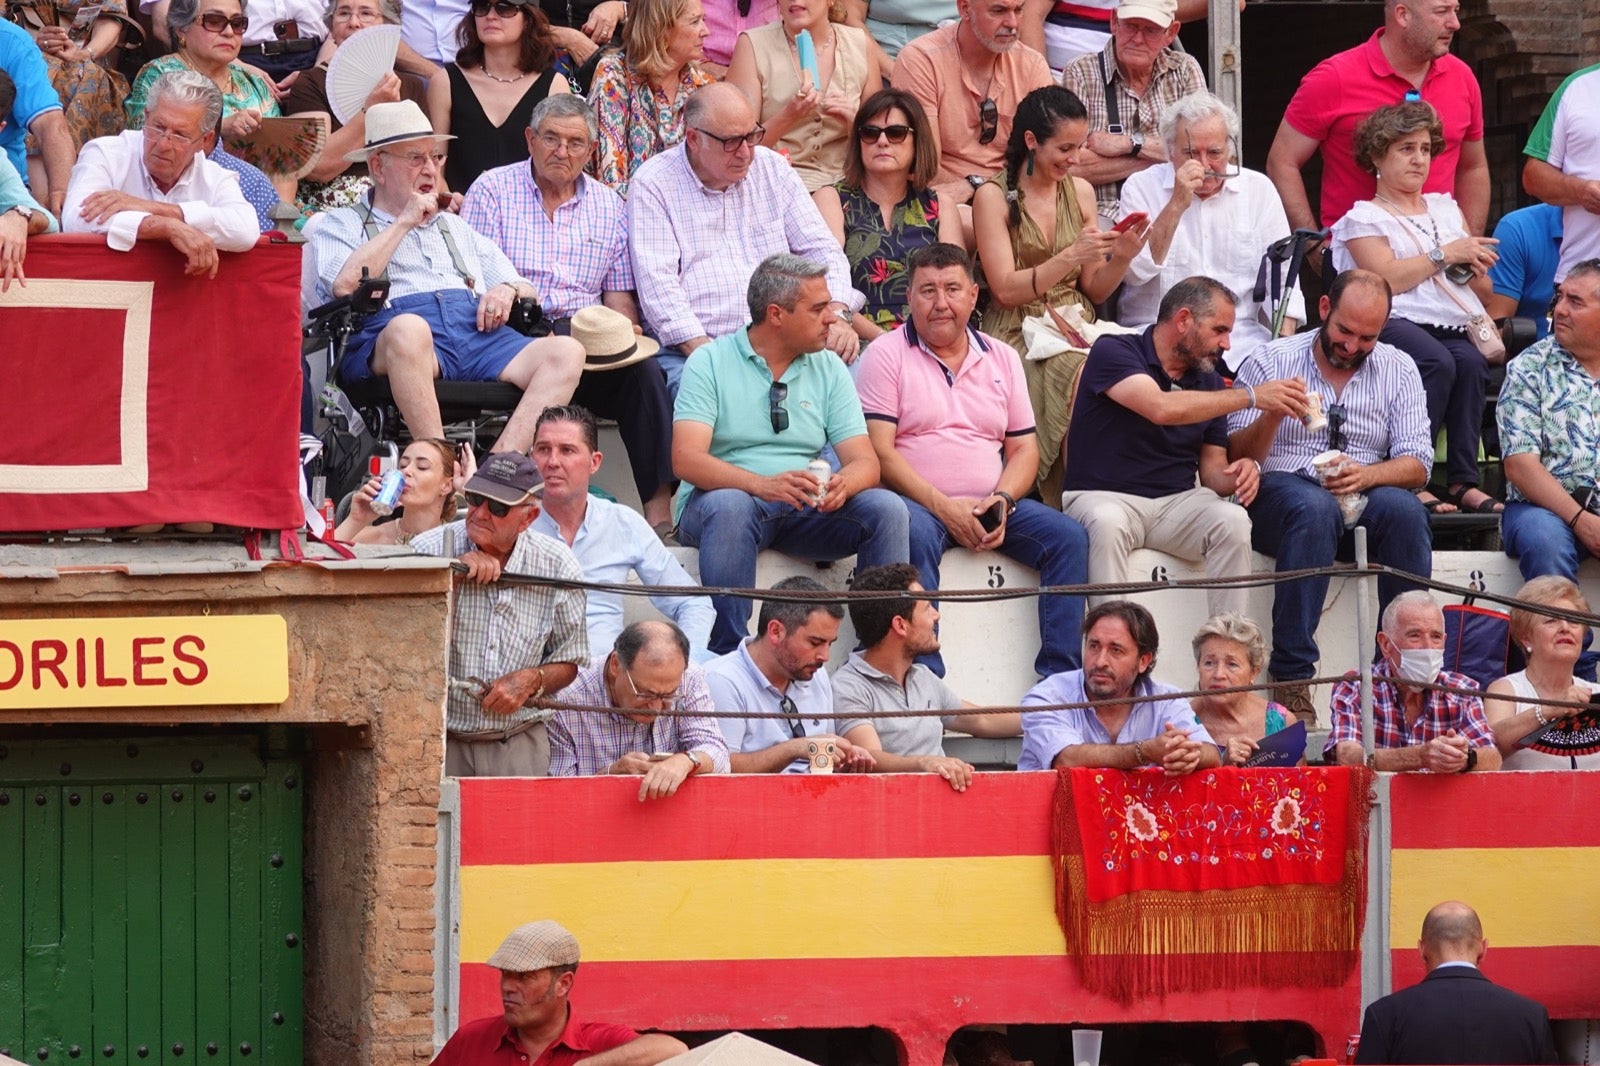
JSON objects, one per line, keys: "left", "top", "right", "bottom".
{"left": 1227, "top": 330, "right": 1434, "bottom": 477}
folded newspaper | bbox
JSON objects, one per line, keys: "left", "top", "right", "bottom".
{"left": 1019, "top": 302, "right": 1141, "bottom": 362}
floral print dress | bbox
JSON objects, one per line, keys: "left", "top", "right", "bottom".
{"left": 835, "top": 182, "right": 941, "bottom": 330}
{"left": 587, "top": 50, "right": 712, "bottom": 198}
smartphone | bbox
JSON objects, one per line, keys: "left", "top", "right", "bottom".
{"left": 1112, "top": 212, "right": 1149, "bottom": 234}
{"left": 977, "top": 500, "right": 1004, "bottom": 533}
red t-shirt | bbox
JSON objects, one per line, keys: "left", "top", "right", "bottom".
{"left": 430, "top": 1007, "right": 640, "bottom": 1065}
{"left": 1283, "top": 28, "right": 1484, "bottom": 229}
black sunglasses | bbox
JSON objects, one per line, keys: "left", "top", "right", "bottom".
{"left": 471, "top": 0, "right": 524, "bottom": 15}
{"left": 780, "top": 694, "right": 804, "bottom": 738}
{"left": 198, "top": 12, "right": 250, "bottom": 33}
{"left": 858, "top": 123, "right": 913, "bottom": 145}
{"left": 769, "top": 381, "right": 789, "bottom": 434}
{"left": 978, "top": 98, "right": 998, "bottom": 145}
{"left": 1327, "top": 403, "right": 1347, "bottom": 453}
{"left": 693, "top": 125, "right": 765, "bottom": 153}
{"left": 464, "top": 491, "right": 515, "bottom": 517}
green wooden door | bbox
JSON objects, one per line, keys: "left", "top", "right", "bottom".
{"left": 0, "top": 738, "right": 303, "bottom": 1065}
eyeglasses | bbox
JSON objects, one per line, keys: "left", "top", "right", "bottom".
{"left": 535, "top": 130, "right": 591, "bottom": 156}
{"left": 1327, "top": 403, "right": 1347, "bottom": 453}
{"left": 858, "top": 123, "right": 913, "bottom": 145}
{"left": 769, "top": 381, "right": 789, "bottom": 434}
{"left": 1181, "top": 135, "right": 1241, "bottom": 179}
{"left": 780, "top": 694, "right": 804, "bottom": 738}
{"left": 196, "top": 11, "right": 250, "bottom": 34}
{"left": 978, "top": 98, "right": 998, "bottom": 144}
{"left": 693, "top": 125, "right": 765, "bottom": 153}
{"left": 464, "top": 491, "right": 515, "bottom": 517}
{"left": 331, "top": 4, "right": 383, "bottom": 20}
{"left": 471, "top": 0, "right": 524, "bottom": 16}
{"left": 622, "top": 664, "right": 681, "bottom": 705}
{"left": 143, "top": 122, "right": 205, "bottom": 147}
{"left": 382, "top": 149, "right": 446, "bottom": 168}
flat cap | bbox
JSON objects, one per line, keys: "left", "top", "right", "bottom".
{"left": 487, "top": 920, "right": 581, "bottom": 971}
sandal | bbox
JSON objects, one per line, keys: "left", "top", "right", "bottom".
{"left": 1417, "top": 490, "right": 1457, "bottom": 514}
{"left": 1442, "top": 484, "right": 1505, "bottom": 514}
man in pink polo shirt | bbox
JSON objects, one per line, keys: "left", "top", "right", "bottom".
{"left": 856, "top": 242, "right": 1089, "bottom": 679}
{"left": 1265, "top": 0, "right": 1488, "bottom": 241}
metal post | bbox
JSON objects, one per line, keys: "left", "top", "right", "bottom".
{"left": 1354, "top": 526, "right": 1376, "bottom": 756}
{"left": 1207, "top": 0, "right": 1243, "bottom": 125}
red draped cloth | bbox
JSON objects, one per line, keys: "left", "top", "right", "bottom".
{"left": 0, "top": 236, "right": 304, "bottom": 533}
{"left": 1051, "top": 766, "right": 1374, "bottom": 1001}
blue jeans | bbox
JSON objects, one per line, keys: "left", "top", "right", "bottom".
{"left": 678, "top": 487, "right": 911, "bottom": 654}
{"left": 1248, "top": 472, "right": 1432, "bottom": 681}
{"left": 1502, "top": 500, "right": 1599, "bottom": 680}
{"left": 655, "top": 346, "right": 689, "bottom": 399}
{"left": 907, "top": 498, "right": 1088, "bottom": 678}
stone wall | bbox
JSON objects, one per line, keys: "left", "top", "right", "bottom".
{"left": 0, "top": 555, "right": 452, "bottom": 1065}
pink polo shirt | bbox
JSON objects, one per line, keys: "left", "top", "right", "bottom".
{"left": 856, "top": 323, "right": 1036, "bottom": 500}
{"left": 1282, "top": 28, "right": 1484, "bottom": 229}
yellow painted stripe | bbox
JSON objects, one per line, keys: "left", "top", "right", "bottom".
{"left": 1391, "top": 847, "right": 1600, "bottom": 949}
{"left": 460, "top": 857, "right": 1067, "bottom": 963}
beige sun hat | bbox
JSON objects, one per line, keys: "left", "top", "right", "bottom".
{"left": 569, "top": 305, "right": 661, "bottom": 372}
{"left": 344, "top": 99, "right": 454, "bottom": 163}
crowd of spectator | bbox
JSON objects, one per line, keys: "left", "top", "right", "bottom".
{"left": 5, "top": 0, "right": 1600, "bottom": 778}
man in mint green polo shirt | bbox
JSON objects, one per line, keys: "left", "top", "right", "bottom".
{"left": 672, "top": 253, "right": 911, "bottom": 654}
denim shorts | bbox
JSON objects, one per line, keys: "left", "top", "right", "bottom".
{"left": 339, "top": 289, "right": 531, "bottom": 384}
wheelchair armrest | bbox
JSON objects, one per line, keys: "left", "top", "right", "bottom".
{"left": 1496, "top": 316, "right": 1539, "bottom": 360}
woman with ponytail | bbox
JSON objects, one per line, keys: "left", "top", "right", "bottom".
{"left": 972, "top": 84, "right": 1148, "bottom": 496}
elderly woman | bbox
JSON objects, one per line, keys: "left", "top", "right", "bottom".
{"left": 1484, "top": 576, "right": 1600, "bottom": 769}
{"left": 126, "top": 0, "right": 277, "bottom": 137}
{"left": 1189, "top": 613, "right": 1300, "bottom": 766}
{"left": 283, "top": 0, "right": 439, "bottom": 212}
{"left": 972, "top": 85, "right": 1139, "bottom": 495}
{"left": 426, "top": 0, "right": 570, "bottom": 195}
{"left": 813, "top": 88, "right": 960, "bottom": 344}
{"left": 336, "top": 438, "right": 466, "bottom": 544}
{"left": 724, "top": 0, "right": 875, "bottom": 193}
{"left": 27, "top": 0, "right": 139, "bottom": 150}
{"left": 587, "top": 0, "right": 711, "bottom": 197}
{"left": 1331, "top": 101, "right": 1504, "bottom": 515}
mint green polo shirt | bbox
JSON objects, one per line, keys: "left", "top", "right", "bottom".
{"left": 672, "top": 327, "right": 867, "bottom": 520}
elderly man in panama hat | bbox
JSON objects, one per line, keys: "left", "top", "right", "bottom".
{"left": 430, "top": 920, "right": 687, "bottom": 1065}
{"left": 307, "top": 98, "right": 585, "bottom": 455}
{"left": 462, "top": 92, "right": 677, "bottom": 535}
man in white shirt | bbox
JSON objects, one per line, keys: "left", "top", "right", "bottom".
{"left": 62, "top": 70, "right": 257, "bottom": 276}
{"left": 1118, "top": 92, "right": 1303, "bottom": 369}
{"left": 628, "top": 82, "right": 862, "bottom": 393}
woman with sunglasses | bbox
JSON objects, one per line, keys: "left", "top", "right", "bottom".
{"left": 723, "top": 0, "right": 874, "bottom": 193}
{"left": 425, "top": 0, "right": 570, "bottom": 196}
{"left": 973, "top": 85, "right": 1143, "bottom": 493}
{"left": 126, "top": 0, "right": 278, "bottom": 140}
{"left": 813, "top": 88, "right": 960, "bottom": 344}
{"left": 588, "top": 0, "right": 712, "bottom": 197}
{"left": 1331, "top": 101, "right": 1504, "bottom": 515}
{"left": 336, "top": 438, "right": 472, "bottom": 544}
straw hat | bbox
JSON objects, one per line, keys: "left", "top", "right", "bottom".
{"left": 569, "top": 305, "right": 660, "bottom": 372}
{"left": 344, "top": 100, "right": 453, "bottom": 162}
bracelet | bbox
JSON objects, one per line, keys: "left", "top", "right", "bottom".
{"left": 1029, "top": 266, "right": 1040, "bottom": 298}
{"left": 1240, "top": 382, "right": 1257, "bottom": 410}
{"left": 1570, "top": 508, "right": 1586, "bottom": 530}
{"left": 530, "top": 666, "right": 546, "bottom": 701}
{"left": 1132, "top": 739, "right": 1147, "bottom": 765}
{"left": 1534, "top": 706, "right": 1550, "bottom": 727}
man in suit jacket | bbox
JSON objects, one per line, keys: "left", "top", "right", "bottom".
{"left": 1356, "top": 901, "right": 1558, "bottom": 1065}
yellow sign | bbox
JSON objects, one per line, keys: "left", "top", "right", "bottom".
{"left": 0, "top": 615, "right": 289, "bottom": 709}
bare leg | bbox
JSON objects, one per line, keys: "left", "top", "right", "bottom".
{"left": 371, "top": 314, "right": 445, "bottom": 440}
{"left": 491, "top": 335, "right": 585, "bottom": 453}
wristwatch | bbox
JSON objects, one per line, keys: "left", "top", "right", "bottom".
{"left": 7, "top": 204, "right": 34, "bottom": 222}
{"left": 833, "top": 303, "right": 852, "bottom": 325}
{"left": 1128, "top": 133, "right": 1145, "bottom": 159}
{"left": 994, "top": 490, "right": 1017, "bottom": 516}
{"left": 1427, "top": 246, "right": 1446, "bottom": 272}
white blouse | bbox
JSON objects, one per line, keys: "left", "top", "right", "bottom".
{"left": 1331, "top": 192, "right": 1474, "bottom": 330}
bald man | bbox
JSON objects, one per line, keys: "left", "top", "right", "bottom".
{"left": 1355, "top": 901, "right": 1557, "bottom": 1065}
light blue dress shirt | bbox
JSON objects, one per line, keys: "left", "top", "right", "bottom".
{"left": 1017, "top": 670, "right": 1214, "bottom": 772}
{"left": 0, "top": 151, "right": 57, "bottom": 231}
{"left": 704, "top": 639, "right": 834, "bottom": 774}
{"left": 531, "top": 495, "right": 716, "bottom": 662}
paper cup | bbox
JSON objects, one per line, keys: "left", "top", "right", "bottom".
{"left": 807, "top": 738, "right": 836, "bottom": 774}
{"left": 1311, "top": 449, "right": 1343, "bottom": 484}
{"left": 1072, "top": 1028, "right": 1103, "bottom": 1066}
{"left": 1303, "top": 392, "right": 1328, "bottom": 432}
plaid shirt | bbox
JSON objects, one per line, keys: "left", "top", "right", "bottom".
{"left": 1496, "top": 334, "right": 1600, "bottom": 503}
{"left": 460, "top": 166, "right": 633, "bottom": 320}
{"left": 410, "top": 522, "right": 589, "bottom": 733}
{"left": 1060, "top": 39, "right": 1205, "bottom": 218}
{"left": 1324, "top": 669, "right": 1496, "bottom": 761}
{"left": 546, "top": 660, "right": 731, "bottom": 776}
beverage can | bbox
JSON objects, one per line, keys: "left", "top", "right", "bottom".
{"left": 371, "top": 469, "right": 405, "bottom": 517}
{"left": 806, "top": 459, "right": 831, "bottom": 504}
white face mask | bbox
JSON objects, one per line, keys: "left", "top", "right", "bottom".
{"left": 1394, "top": 646, "right": 1444, "bottom": 685}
